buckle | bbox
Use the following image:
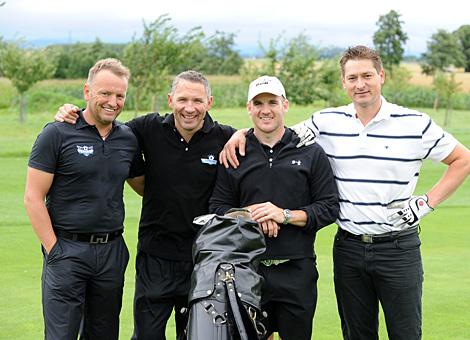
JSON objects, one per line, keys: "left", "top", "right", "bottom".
{"left": 361, "top": 234, "right": 374, "bottom": 243}
{"left": 90, "top": 233, "right": 109, "bottom": 244}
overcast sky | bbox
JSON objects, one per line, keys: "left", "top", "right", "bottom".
{"left": 1, "top": 0, "right": 468, "bottom": 55}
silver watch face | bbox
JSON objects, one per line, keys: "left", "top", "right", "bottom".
{"left": 283, "top": 209, "right": 292, "bottom": 224}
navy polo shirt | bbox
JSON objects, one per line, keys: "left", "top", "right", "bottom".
{"left": 127, "top": 112, "right": 235, "bottom": 261}
{"left": 28, "top": 111, "right": 142, "bottom": 233}
{"left": 209, "top": 129, "right": 339, "bottom": 260}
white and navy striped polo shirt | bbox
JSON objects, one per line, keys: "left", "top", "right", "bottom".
{"left": 303, "top": 97, "right": 458, "bottom": 235}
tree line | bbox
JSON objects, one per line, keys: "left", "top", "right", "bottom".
{"left": 1, "top": 11, "right": 469, "bottom": 121}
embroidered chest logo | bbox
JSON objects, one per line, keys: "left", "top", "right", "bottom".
{"left": 291, "top": 160, "right": 302, "bottom": 166}
{"left": 201, "top": 154, "right": 217, "bottom": 165}
{"left": 76, "top": 145, "right": 94, "bottom": 157}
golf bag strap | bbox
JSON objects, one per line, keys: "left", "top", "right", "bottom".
{"left": 225, "top": 280, "right": 249, "bottom": 340}
{"left": 202, "top": 301, "right": 226, "bottom": 325}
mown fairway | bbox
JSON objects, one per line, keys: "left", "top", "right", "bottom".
{"left": 0, "top": 106, "right": 468, "bottom": 339}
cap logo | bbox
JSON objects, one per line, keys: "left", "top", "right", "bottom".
{"left": 256, "top": 80, "right": 270, "bottom": 87}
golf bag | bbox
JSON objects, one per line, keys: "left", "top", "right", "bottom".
{"left": 187, "top": 210, "right": 267, "bottom": 340}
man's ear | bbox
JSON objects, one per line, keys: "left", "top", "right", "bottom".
{"left": 83, "top": 83, "right": 90, "bottom": 101}
{"left": 206, "top": 96, "right": 214, "bottom": 111}
{"left": 167, "top": 94, "right": 173, "bottom": 109}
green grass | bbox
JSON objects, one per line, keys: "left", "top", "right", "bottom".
{"left": 0, "top": 106, "right": 469, "bottom": 339}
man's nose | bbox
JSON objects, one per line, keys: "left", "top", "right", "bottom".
{"left": 356, "top": 77, "right": 366, "bottom": 88}
{"left": 107, "top": 95, "right": 118, "bottom": 106}
{"left": 260, "top": 104, "right": 271, "bottom": 114}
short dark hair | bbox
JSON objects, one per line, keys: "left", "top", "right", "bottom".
{"left": 87, "top": 58, "right": 130, "bottom": 84}
{"left": 170, "top": 70, "right": 211, "bottom": 98}
{"left": 340, "top": 45, "right": 383, "bottom": 76}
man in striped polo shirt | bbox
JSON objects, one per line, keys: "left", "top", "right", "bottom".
{"left": 220, "top": 45, "right": 470, "bottom": 340}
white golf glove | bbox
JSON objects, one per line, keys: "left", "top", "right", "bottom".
{"left": 387, "top": 195, "right": 434, "bottom": 228}
{"left": 290, "top": 122, "right": 316, "bottom": 148}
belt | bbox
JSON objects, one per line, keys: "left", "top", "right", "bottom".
{"left": 338, "top": 227, "right": 418, "bottom": 244}
{"left": 55, "top": 229, "right": 123, "bottom": 244}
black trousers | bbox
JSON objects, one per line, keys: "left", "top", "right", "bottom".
{"left": 42, "top": 236, "right": 129, "bottom": 340}
{"left": 131, "top": 251, "right": 192, "bottom": 340}
{"left": 333, "top": 230, "right": 423, "bottom": 340}
{"left": 258, "top": 258, "right": 318, "bottom": 340}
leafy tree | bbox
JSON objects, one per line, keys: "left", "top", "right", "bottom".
{"left": 49, "top": 39, "right": 124, "bottom": 79}
{"left": 173, "top": 26, "right": 206, "bottom": 74}
{"left": 316, "top": 58, "right": 348, "bottom": 107}
{"left": 382, "top": 66, "right": 412, "bottom": 103}
{"left": 0, "top": 38, "right": 5, "bottom": 77}
{"left": 0, "top": 42, "right": 56, "bottom": 122}
{"left": 373, "top": 10, "right": 408, "bottom": 76}
{"left": 432, "top": 71, "right": 461, "bottom": 126}
{"left": 124, "top": 14, "right": 181, "bottom": 113}
{"left": 260, "top": 35, "right": 283, "bottom": 76}
{"left": 199, "top": 31, "right": 243, "bottom": 75}
{"left": 244, "top": 34, "right": 321, "bottom": 105}
{"left": 278, "top": 33, "right": 319, "bottom": 105}
{"left": 421, "top": 29, "right": 465, "bottom": 75}
{"left": 454, "top": 25, "right": 470, "bottom": 72}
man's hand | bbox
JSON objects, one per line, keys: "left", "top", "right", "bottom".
{"left": 248, "top": 202, "right": 284, "bottom": 238}
{"left": 387, "top": 195, "right": 434, "bottom": 228}
{"left": 219, "top": 128, "right": 249, "bottom": 169}
{"left": 54, "top": 104, "right": 80, "bottom": 124}
{"left": 258, "top": 220, "right": 281, "bottom": 238}
{"left": 290, "top": 122, "right": 316, "bottom": 147}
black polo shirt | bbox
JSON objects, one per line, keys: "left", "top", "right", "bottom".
{"left": 127, "top": 112, "right": 235, "bottom": 261}
{"left": 28, "top": 111, "right": 142, "bottom": 233}
{"left": 209, "top": 128, "right": 339, "bottom": 260}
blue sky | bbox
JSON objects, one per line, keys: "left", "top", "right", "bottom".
{"left": 1, "top": 0, "right": 468, "bottom": 56}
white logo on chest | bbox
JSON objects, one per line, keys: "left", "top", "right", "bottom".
{"left": 201, "top": 154, "right": 217, "bottom": 165}
{"left": 76, "top": 145, "right": 94, "bottom": 157}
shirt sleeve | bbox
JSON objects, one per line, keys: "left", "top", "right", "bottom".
{"left": 128, "top": 146, "right": 145, "bottom": 178}
{"left": 421, "top": 115, "right": 458, "bottom": 162}
{"left": 299, "top": 144, "right": 340, "bottom": 233}
{"left": 28, "top": 123, "right": 62, "bottom": 174}
{"left": 209, "top": 165, "right": 240, "bottom": 215}
{"left": 220, "top": 124, "right": 237, "bottom": 141}
{"left": 126, "top": 115, "right": 149, "bottom": 150}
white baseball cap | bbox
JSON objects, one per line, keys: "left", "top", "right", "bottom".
{"left": 247, "top": 75, "right": 286, "bottom": 101}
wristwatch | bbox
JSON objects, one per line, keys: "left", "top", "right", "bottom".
{"left": 282, "top": 209, "right": 292, "bottom": 225}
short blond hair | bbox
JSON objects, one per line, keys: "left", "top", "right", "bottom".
{"left": 87, "top": 58, "right": 130, "bottom": 84}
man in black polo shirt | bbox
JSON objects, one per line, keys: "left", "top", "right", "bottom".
{"left": 127, "top": 71, "right": 235, "bottom": 340}
{"left": 55, "top": 70, "right": 235, "bottom": 339}
{"left": 24, "top": 58, "right": 144, "bottom": 340}
{"left": 209, "top": 75, "right": 339, "bottom": 340}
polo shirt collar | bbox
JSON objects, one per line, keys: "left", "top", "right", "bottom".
{"left": 347, "top": 96, "right": 391, "bottom": 123}
{"left": 372, "top": 96, "right": 392, "bottom": 122}
{"left": 247, "top": 127, "right": 292, "bottom": 146}
{"left": 75, "top": 109, "right": 123, "bottom": 130}
{"left": 75, "top": 110, "right": 90, "bottom": 130}
{"left": 162, "top": 112, "right": 215, "bottom": 133}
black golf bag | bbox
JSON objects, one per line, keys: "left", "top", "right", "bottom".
{"left": 187, "top": 210, "right": 267, "bottom": 340}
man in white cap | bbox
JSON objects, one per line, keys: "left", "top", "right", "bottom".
{"left": 209, "top": 75, "right": 339, "bottom": 340}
